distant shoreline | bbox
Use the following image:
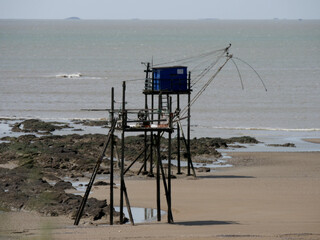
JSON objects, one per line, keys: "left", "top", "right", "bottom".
{"left": 303, "top": 138, "right": 320, "bottom": 144}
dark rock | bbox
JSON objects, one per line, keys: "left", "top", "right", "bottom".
{"left": 54, "top": 180, "right": 75, "bottom": 190}
{"left": 93, "top": 208, "right": 106, "bottom": 220}
{"left": 229, "top": 145, "right": 246, "bottom": 148}
{"left": 93, "top": 181, "right": 110, "bottom": 186}
{"left": 227, "top": 136, "right": 259, "bottom": 144}
{"left": 72, "top": 129, "right": 83, "bottom": 132}
{"left": 197, "top": 167, "right": 211, "bottom": 172}
{"left": 72, "top": 120, "right": 108, "bottom": 127}
{"left": 267, "top": 143, "right": 296, "bottom": 148}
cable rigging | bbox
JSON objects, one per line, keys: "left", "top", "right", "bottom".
{"left": 153, "top": 46, "right": 227, "bottom": 67}
{"left": 178, "top": 54, "right": 233, "bottom": 120}
{"left": 150, "top": 44, "right": 268, "bottom": 121}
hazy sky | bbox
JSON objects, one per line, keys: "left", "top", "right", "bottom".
{"left": 0, "top": 0, "right": 319, "bottom": 20}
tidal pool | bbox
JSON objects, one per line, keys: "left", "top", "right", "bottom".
{"left": 114, "top": 207, "right": 166, "bottom": 224}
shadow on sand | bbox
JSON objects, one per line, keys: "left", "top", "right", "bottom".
{"left": 197, "top": 175, "right": 255, "bottom": 179}
{"left": 175, "top": 220, "right": 238, "bottom": 226}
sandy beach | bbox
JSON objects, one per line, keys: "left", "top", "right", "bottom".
{"left": 1, "top": 148, "right": 319, "bottom": 240}
{"left": 1, "top": 16, "right": 320, "bottom": 240}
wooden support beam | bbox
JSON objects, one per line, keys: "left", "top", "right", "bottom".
{"left": 156, "top": 134, "right": 174, "bottom": 223}
{"left": 177, "top": 120, "right": 196, "bottom": 177}
{"left": 124, "top": 144, "right": 149, "bottom": 175}
{"left": 115, "top": 144, "right": 121, "bottom": 168}
{"left": 137, "top": 152, "right": 151, "bottom": 175}
{"left": 122, "top": 180, "right": 134, "bottom": 225}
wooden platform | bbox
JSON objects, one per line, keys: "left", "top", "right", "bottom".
{"left": 143, "top": 89, "right": 191, "bottom": 95}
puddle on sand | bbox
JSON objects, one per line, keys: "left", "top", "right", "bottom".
{"left": 62, "top": 178, "right": 166, "bottom": 224}
{"left": 114, "top": 207, "right": 166, "bottom": 224}
{"left": 162, "top": 153, "right": 233, "bottom": 171}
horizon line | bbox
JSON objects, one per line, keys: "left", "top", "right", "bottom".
{"left": 0, "top": 17, "right": 318, "bottom": 21}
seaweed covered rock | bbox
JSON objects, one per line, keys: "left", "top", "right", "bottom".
{"left": 227, "top": 136, "right": 260, "bottom": 144}
{"left": 0, "top": 133, "right": 259, "bottom": 176}
{"left": 11, "top": 119, "right": 70, "bottom": 134}
{"left": 0, "top": 134, "right": 108, "bottom": 174}
{"left": 0, "top": 167, "right": 112, "bottom": 221}
{"left": 72, "top": 119, "right": 108, "bottom": 127}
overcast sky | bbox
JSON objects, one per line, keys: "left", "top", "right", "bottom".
{"left": 0, "top": 0, "right": 319, "bottom": 20}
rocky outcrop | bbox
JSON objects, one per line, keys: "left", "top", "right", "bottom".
{"left": 0, "top": 166, "right": 116, "bottom": 222}
{"left": 0, "top": 120, "right": 259, "bottom": 223}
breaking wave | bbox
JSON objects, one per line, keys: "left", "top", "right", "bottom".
{"left": 56, "top": 73, "right": 83, "bottom": 78}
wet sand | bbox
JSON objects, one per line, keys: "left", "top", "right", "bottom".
{"left": 1, "top": 151, "right": 320, "bottom": 240}
{"left": 304, "top": 138, "right": 320, "bottom": 144}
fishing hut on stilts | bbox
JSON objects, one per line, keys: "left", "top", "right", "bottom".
{"left": 73, "top": 44, "right": 266, "bottom": 226}
{"left": 74, "top": 63, "right": 194, "bottom": 225}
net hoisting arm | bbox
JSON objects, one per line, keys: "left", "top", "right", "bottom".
{"left": 178, "top": 54, "right": 233, "bottom": 120}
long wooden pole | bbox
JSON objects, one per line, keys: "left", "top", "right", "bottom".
{"left": 177, "top": 93, "right": 181, "bottom": 174}
{"left": 144, "top": 96, "right": 148, "bottom": 173}
{"left": 150, "top": 68, "right": 154, "bottom": 177}
{"left": 187, "top": 72, "right": 191, "bottom": 176}
{"left": 120, "top": 81, "right": 126, "bottom": 224}
{"left": 156, "top": 94, "right": 161, "bottom": 221}
{"left": 168, "top": 96, "right": 173, "bottom": 223}
{"left": 144, "top": 63, "right": 150, "bottom": 173}
{"left": 110, "top": 87, "right": 114, "bottom": 225}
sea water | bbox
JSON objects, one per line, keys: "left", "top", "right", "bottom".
{"left": 1, "top": 19, "right": 320, "bottom": 142}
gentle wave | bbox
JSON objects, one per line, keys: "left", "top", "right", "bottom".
{"left": 198, "top": 126, "right": 320, "bottom": 132}
{"left": 55, "top": 73, "right": 106, "bottom": 80}
{"left": 2, "top": 117, "right": 319, "bottom": 132}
